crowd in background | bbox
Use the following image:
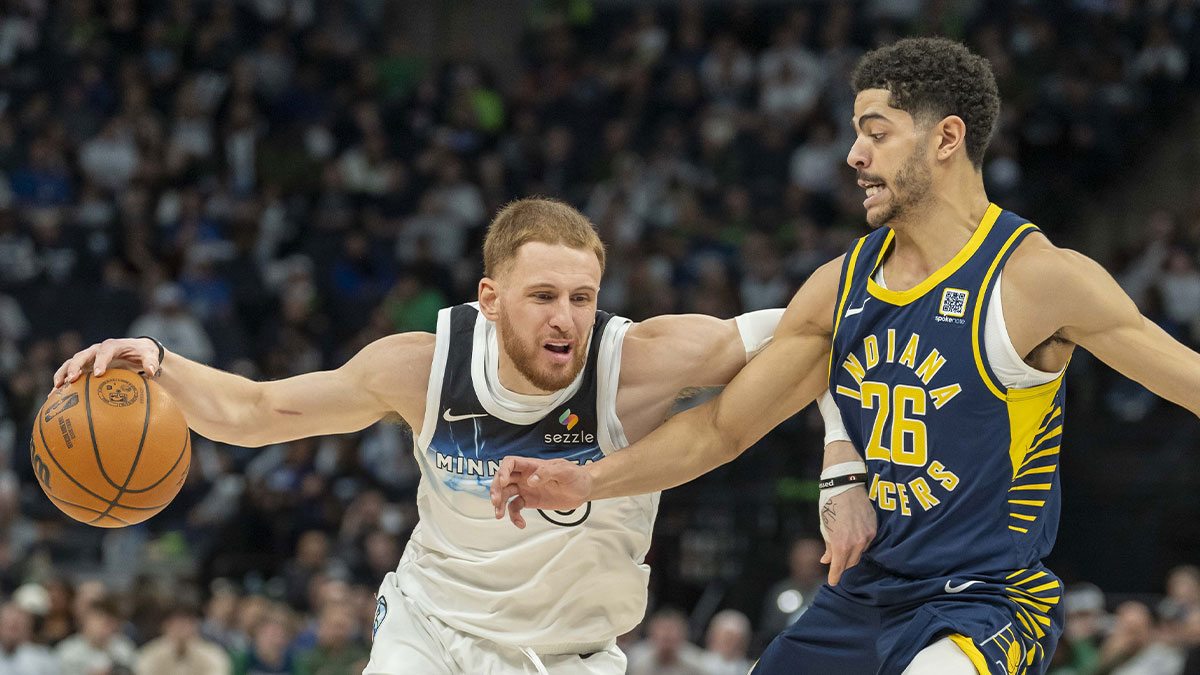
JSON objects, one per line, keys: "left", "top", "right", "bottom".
{"left": 2, "top": 0, "right": 1200, "bottom": 672}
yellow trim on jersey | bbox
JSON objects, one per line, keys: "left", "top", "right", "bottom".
{"left": 1005, "top": 374, "right": 1065, "bottom": 480}
{"left": 970, "top": 221, "right": 1040, "bottom": 400}
{"left": 947, "top": 634, "right": 991, "bottom": 675}
{"left": 866, "top": 203, "right": 1002, "bottom": 306}
{"left": 829, "top": 238, "right": 868, "bottom": 381}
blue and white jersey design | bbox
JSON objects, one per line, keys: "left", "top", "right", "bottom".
{"left": 395, "top": 303, "right": 659, "bottom": 654}
{"left": 829, "top": 205, "right": 1065, "bottom": 648}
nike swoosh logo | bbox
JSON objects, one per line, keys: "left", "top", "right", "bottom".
{"left": 845, "top": 300, "right": 869, "bottom": 317}
{"left": 944, "top": 580, "right": 983, "bottom": 594}
{"left": 443, "top": 410, "right": 488, "bottom": 422}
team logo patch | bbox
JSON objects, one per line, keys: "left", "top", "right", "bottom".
{"left": 939, "top": 288, "right": 969, "bottom": 318}
{"left": 372, "top": 596, "right": 387, "bottom": 640}
{"left": 97, "top": 379, "right": 139, "bottom": 407}
{"left": 558, "top": 408, "right": 579, "bottom": 430}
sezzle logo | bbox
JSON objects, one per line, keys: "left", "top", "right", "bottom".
{"left": 545, "top": 408, "right": 594, "bottom": 444}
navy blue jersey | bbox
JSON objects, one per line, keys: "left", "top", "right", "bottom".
{"left": 829, "top": 204, "right": 1064, "bottom": 642}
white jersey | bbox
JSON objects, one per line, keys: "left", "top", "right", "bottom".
{"left": 393, "top": 304, "right": 660, "bottom": 654}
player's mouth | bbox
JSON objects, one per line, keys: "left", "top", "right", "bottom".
{"left": 543, "top": 340, "right": 573, "bottom": 364}
{"left": 859, "top": 179, "right": 888, "bottom": 209}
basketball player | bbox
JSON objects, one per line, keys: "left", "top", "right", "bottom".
{"left": 51, "top": 197, "right": 796, "bottom": 675}
{"left": 490, "top": 38, "right": 1200, "bottom": 674}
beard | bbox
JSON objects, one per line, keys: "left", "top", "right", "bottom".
{"left": 497, "top": 310, "right": 588, "bottom": 392}
{"left": 866, "top": 143, "right": 933, "bottom": 229}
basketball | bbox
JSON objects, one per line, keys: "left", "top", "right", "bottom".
{"left": 31, "top": 368, "right": 191, "bottom": 528}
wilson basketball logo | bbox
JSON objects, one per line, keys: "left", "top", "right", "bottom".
{"left": 97, "top": 379, "right": 139, "bottom": 407}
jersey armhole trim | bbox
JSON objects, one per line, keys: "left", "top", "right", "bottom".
{"left": 417, "top": 307, "right": 453, "bottom": 450}
{"left": 971, "top": 223, "right": 1039, "bottom": 400}
{"left": 829, "top": 237, "right": 868, "bottom": 382}
{"left": 597, "top": 317, "right": 632, "bottom": 455}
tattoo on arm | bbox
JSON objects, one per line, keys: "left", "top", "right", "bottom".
{"left": 821, "top": 501, "right": 836, "bottom": 530}
{"left": 671, "top": 386, "right": 725, "bottom": 417}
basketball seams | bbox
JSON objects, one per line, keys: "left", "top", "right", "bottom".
{"left": 122, "top": 427, "right": 191, "bottom": 494}
{"left": 83, "top": 372, "right": 128, "bottom": 492}
{"left": 88, "top": 374, "right": 153, "bottom": 525}
{"left": 44, "top": 494, "right": 136, "bottom": 524}
{"left": 35, "top": 408, "right": 115, "bottom": 506}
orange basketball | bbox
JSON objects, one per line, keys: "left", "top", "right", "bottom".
{"left": 31, "top": 368, "right": 191, "bottom": 528}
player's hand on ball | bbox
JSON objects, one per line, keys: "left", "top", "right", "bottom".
{"left": 52, "top": 337, "right": 163, "bottom": 392}
{"left": 490, "top": 457, "right": 591, "bottom": 529}
{"left": 820, "top": 485, "right": 876, "bottom": 586}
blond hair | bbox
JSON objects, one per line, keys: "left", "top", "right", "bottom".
{"left": 482, "top": 197, "right": 606, "bottom": 278}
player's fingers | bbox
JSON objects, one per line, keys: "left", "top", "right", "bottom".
{"left": 820, "top": 544, "right": 832, "bottom": 566}
{"left": 65, "top": 344, "right": 100, "bottom": 383}
{"left": 494, "top": 485, "right": 523, "bottom": 520}
{"left": 490, "top": 457, "right": 518, "bottom": 515}
{"left": 92, "top": 339, "right": 125, "bottom": 375}
{"left": 507, "top": 495, "right": 527, "bottom": 529}
{"left": 827, "top": 542, "right": 850, "bottom": 586}
{"left": 52, "top": 360, "right": 71, "bottom": 390}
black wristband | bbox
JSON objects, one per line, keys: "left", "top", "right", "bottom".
{"left": 817, "top": 473, "right": 868, "bottom": 490}
{"left": 136, "top": 335, "right": 165, "bottom": 377}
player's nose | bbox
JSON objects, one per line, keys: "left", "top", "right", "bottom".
{"left": 847, "top": 137, "right": 870, "bottom": 169}
{"left": 547, "top": 297, "right": 572, "bottom": 331}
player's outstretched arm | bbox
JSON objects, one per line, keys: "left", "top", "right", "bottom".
{"left": 613, "top": 308, "right": 783, "bottom": 442}
{"left": 1017, "top": 243, "right": 1200, "bottom": 416}
{"left": 52, "top": 333, "right": 434, "bottom": 447}
{"left": 491, "top": 256, "right": 841, "bottom": 519}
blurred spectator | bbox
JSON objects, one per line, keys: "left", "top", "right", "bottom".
{"left": 758, "top": 538, "right": 825, "bottom": 649}
{"left": 1059, "top": 583, "right": 1106, "bottom": 674}
{"left": 55, "top": 598, "right": 136, "bottom": 675}
{"left": 0, "top": 602, "right": 58, "bottom": 675}
{"left": 292, "top": 605, "right": 367, "bottom": 675}
{"left": 1159, "top": 250, "right": 1200, "bottom": 330}
{"left": 1161, "top": 566, "right": 1200, "bottom": 645}
{"left": 134, "top": 603, "right": 231, "bottom": 675}
{"left": 1096, "top": 601, "right": 1184, "bottom": 675}
{"left": 625, "top": 608, "right": 708, "bottom": 675}
{"left": 230, "top": 607, "right": 297, "bottom": 675}
{"left": 128, "top": 283, "right": 216, "bottom": 364}
{"left": 200, "top": 582, "right": 242, "bottom": 652}
{"left": 701, "top": 609, "right": 753, "bottom": 675}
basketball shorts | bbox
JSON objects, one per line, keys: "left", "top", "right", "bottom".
{"left": 753, "top": 558, "right": 1064, "bottom": 675}
{"left": 364, "top": 572, "right": 627, "bottom": 675}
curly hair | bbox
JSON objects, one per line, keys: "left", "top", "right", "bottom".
{"left": 851, "top": 37, "right": 1000, "bottom": 169}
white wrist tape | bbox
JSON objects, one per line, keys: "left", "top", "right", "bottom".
{"left": 734, "top": 308, "right": 785, "bottom": 360}
{"left": 818, "top": 460, "right": 868, "bottom": 541}
{"left": 818, "top": 391, "right": 852, "bottom": 445}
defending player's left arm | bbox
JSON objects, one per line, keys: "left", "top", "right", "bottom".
{"left": 490, "top": 256, "right": 843, "bottom": 518}
{"left": 614, "top": 309, "right": 784, "bottom": 441}
{"left": 1021, "top": 245, "right": 1200, "bottom": 415}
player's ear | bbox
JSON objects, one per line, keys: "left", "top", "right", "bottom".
{"left": 478, "top": 277, "right": 501, "bottom": 321}
{"left": 934, "top": 115, "right": 967, "bottom": 162}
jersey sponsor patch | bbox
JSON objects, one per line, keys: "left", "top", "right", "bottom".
{"left": 939, "top": 288, "right": 969, "bottom": 317}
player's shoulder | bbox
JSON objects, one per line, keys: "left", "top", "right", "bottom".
{"left": 1006, "top": 232, "right": 1101, "bottom": 285}
{"left": 347, "top": 332, "right": 436, "bottom": 383}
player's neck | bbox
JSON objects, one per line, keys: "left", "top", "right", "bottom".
{"left": 496, "top": 357, "right": 559, "bottom": 397}
{"left": 884, "top": 176, "right": 989, "bottom": 289}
